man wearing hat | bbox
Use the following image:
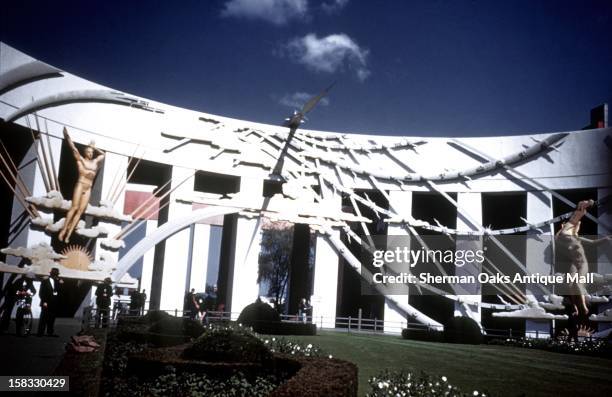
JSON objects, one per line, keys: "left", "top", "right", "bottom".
{"left": 37, "top": 267, "right": 63, "bottom": 337}
{"left": 95, "top": 277, "right": 113, "bottom": 328}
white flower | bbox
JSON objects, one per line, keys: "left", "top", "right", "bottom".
{"left": 442, "top": 376, "right": 447, "bottom": 382}
{"left": 328, "top": 354, "right": 333, "bottom": 359}
{"left": 473, "top": 392, "right": 479, "bottom": 396}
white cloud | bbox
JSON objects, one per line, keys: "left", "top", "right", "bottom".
{"left": 590, "top": 308, "right": 612, "bottom": 322}
{"left": 100, "top": 238, "right": 126, "bottom": 251}
{"left": 321, "top": 0, "right": 349, "bottom": 14}
{"left": 26, "top": 190, "right": 70, "bottom": 211}
{"left": 492, "top": 303, "right": 567, "bottom": 320}
{"left": 26, "top": 191, "right": 131, "bottom": 222}
{"left": 586, "top": 295, "right": 609, "bottom": 303}
{"left": 286, "top": 33, "right": 370, "bottom": 81}
{"left": 76, "top": 224, "right": 109, "bottom": 238}
{"left": 1, "top": 243, "right": 66, "bottom": 263}
{"left": 539, "top": 293, "right": 565, "bottom": 310}
{"left": 221, "top": 0, "right": 308, "bottom": 25}
{"left": 86, "top": 202, "right": 132, "bottom": 222}
{"left": 279, "top": 92, "right": 330, "bottom": 109}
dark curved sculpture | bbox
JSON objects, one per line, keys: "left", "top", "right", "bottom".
{"left": 5, "top": 89, "right": 164, "bottom": 122}
{"left": 0, "top": 61, "right": 63, "bottom": 96}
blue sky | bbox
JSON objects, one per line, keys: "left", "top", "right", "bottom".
{"left": 1, "top": 0, "right": 611, "bottom": 137}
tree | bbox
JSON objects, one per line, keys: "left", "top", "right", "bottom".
{"left": 257, "top": 221, "right": 294, "bottom": 312}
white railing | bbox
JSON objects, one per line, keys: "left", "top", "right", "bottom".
{"left": 80, "top": 306, "right": 606, "bottom": 341}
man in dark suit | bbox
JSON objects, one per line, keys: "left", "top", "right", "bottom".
{"left": 95, "top": 277, "right": 113, "bottom": 328}
{"left": 37, "top": 267, "right": 63, "bottom": 337}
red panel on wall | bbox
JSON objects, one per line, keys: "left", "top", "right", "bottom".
{"left": 124, "top": 191, "right": 160, "bottom": 220}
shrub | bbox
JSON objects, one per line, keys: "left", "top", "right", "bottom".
{"left": 148, "top": 316, "right": 205, "bottom": 338}
{"left": 182, "top": 326, "right": 273, "bottom": 363}
{"left": 443, "top": 316, "right": 483, "bottom": 345}
{"left": 366, "top": 370, "right": 488, "bottom": 397}
{"left": 253, "top": 321, "right": 317, "bottom": 336}
{"left": 401, "top": 328, "right": 443, "bottom": 342}
{"left": 237, "top": 299, "right": 280, "bottom": 326}
{"left": 143, "top": 310, "right": 173, "bottom": 323}
{"left": 269, "top": 355, "right": 358, "bottom": 397}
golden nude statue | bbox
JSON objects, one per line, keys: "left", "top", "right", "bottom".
{"left": 555, "top": 199, "right": 610, "bottom": 317}
{"left": 58, "top": 127, "right": 105, "bottom": 243}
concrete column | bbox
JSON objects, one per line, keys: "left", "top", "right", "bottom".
{"left": 288, "top": 224, "right": 311, "bottom": 315}
{"left": 230, "top": 177, "right": 264, "bottom": 319}
{"left": 384, "top": 190, "right": 412, "bottom": 333}
{"left": 189, "top": 223, "right": 211, "bottom": 293}
{"left": 454, "top": 192, "right": 482, "bottom": 323}
{"left": 5, "top": 135, "right": 62, "bottom": 318}
{"left": 596, "top": 188, "right": 612, "bottom": 333}
{"left": 311, "top": 181, "right": 341, "bottom": 328}
{"left": 139, "top": 219, "right": 157, "bottom": 311}
{"left": 158, "top": 166, "right": 194, "bottom": 312}
{"left": 526, "top": 191, "right": 553, "bottom": 338}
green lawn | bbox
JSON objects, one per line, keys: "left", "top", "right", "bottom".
{"left": 285, "top": 331, "right": 612, "bottom": 397}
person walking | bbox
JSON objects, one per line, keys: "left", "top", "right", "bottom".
{"left": 95, "top": 277, "right": 113, "bottom": 328}
{"left": 139, "top": 289, "right": 147, "bottom": 315}
{"left": 184, "top": 288, "right": 199, "bottom": 320}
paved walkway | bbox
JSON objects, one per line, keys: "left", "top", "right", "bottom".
{"left": 0, "top": 318, "right": 82, "bottom": 376}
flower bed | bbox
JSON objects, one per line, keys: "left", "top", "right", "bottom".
{"left": 102, "top": 320, "right": 358, "bottom": 396}
{"left": 488, "top": 337, "right": 612, "bottom": 358}
{"left": 366, "top": 370, "right": 488, "bottom": 397}
{"left": 269, "top": 355, "right": 358, "bottom": 397}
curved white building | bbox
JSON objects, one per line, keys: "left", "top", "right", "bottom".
{"left": 0, "top": 43, "right": 610, "bottom": 334}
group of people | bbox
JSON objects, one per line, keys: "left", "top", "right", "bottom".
{"left": 184, "top": 286, "right": 219, "bottom": 323}
{"left": 129, "top": 288, "right": 147, "bottom": 315}
{"left": 298, "top": 298, "right": 312, "bottom": 323}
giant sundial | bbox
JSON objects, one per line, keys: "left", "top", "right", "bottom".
{"left": 0, "top": 42, "right": 611, "bottom": 333}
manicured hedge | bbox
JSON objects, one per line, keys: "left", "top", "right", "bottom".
{"left": 401, "top": 328, "right": 443, "bottom": 342}
{"left": 253, "top": 320, "right": 317, "bottom": 336}
{"left": 269, "top": 354, "right": 358, "bottom": 397}
{"left": 443, "top": 316, "right": 483, "bottom": 345}
{"left": 127, "top": 344, "right": 269, "bottom": 379}
{"left": 182, "top": 326, "right": 273, "bottom": 363}
{"left": 237, "top": 299, "right": 281, "bottom": 326}
{"left": 148, "top": 316, "right": 205, "bottom": 338}
{"left": 111, "top": 321, "right": 357, "bottom": 396}
{"left": 116, "top": 311, "right": 205, "bottom": 347}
